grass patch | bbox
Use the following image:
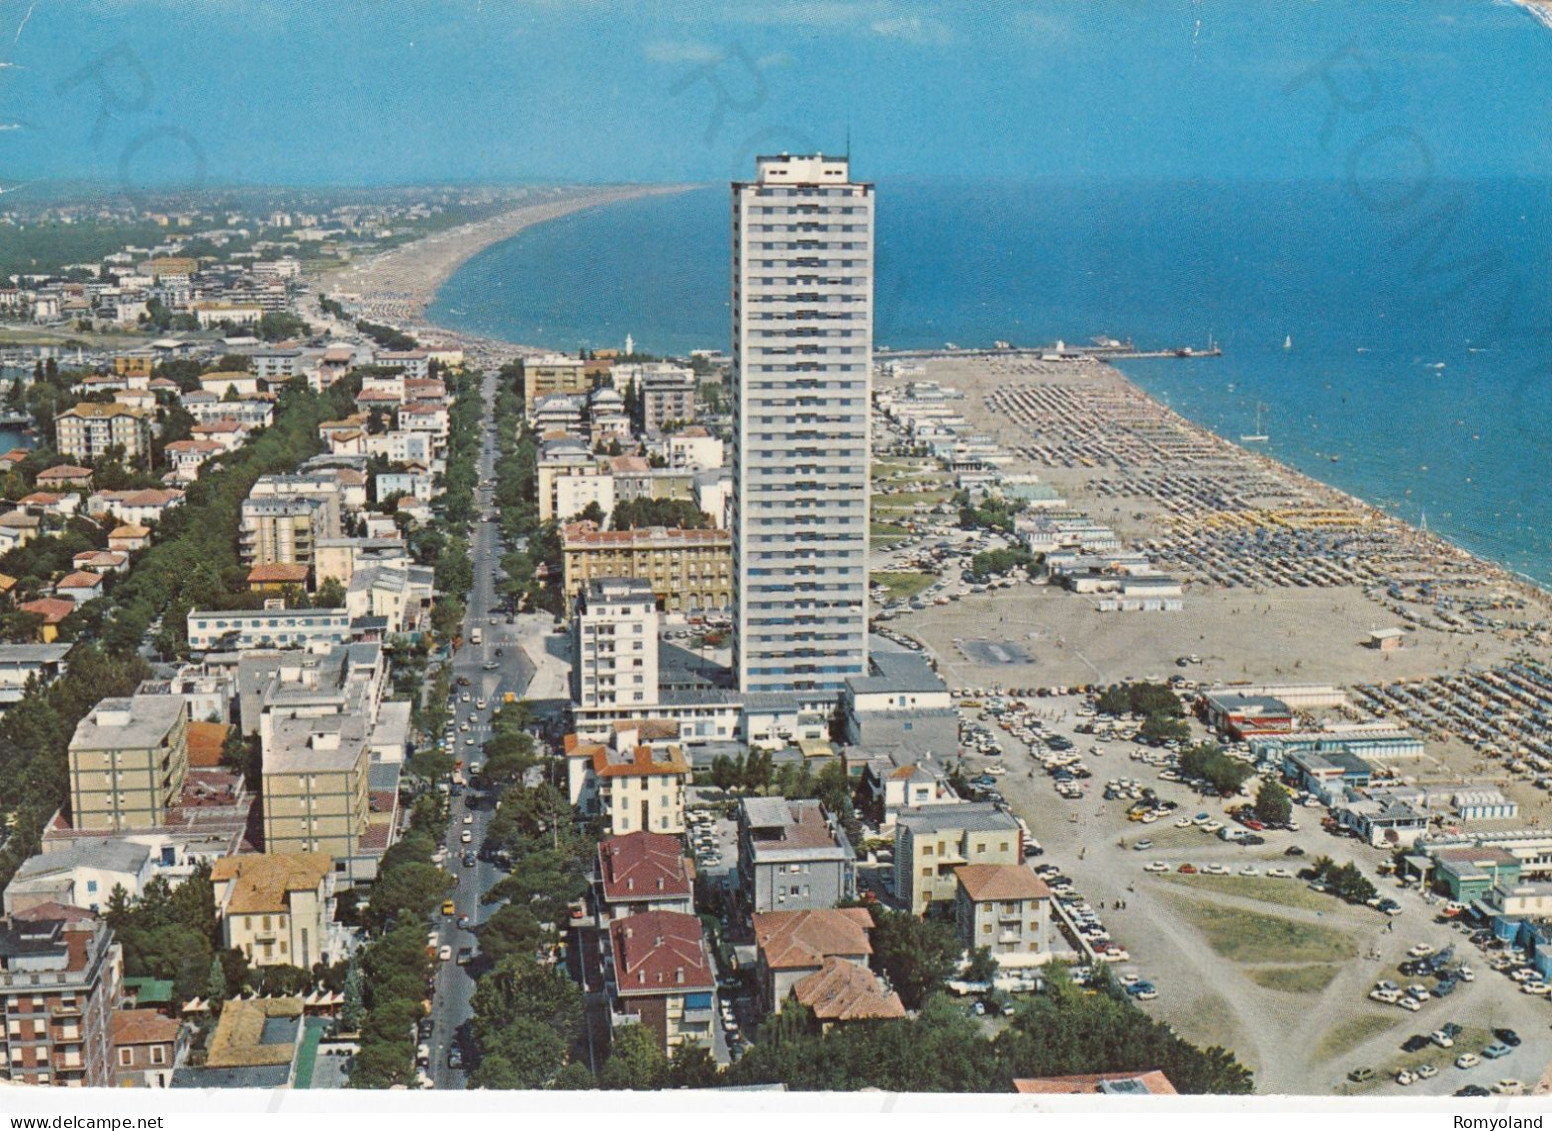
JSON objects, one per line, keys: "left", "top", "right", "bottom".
{"left": 1245, "top": 964, "right": 1340, "bottom": 994}
{"left": 874, "top": 489, "right": 952, "bottom": 509}
{"left": 870, "top": 521, "right": 910, "bottom": 547}
{"left": 1314, "top": 1012, "right": 1397, "bottom": 1064}
{"left": 1164, "top": 892, "right": 1357, "bottom": 964}
{"left": 871, "top": 571, "right": 937, "bottom": 601}
{"left": 1158, "top": 872, "right": 1336, "bottom": 913}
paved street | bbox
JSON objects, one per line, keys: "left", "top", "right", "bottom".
{"left": 425, "top": 365, "right": 553, "bottom": 1088}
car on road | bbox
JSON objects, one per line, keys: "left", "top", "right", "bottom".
{"left": 460, "top": 830, "right": 473, "bottom": 844}
{"left": 448, "top": 1048, "right": 463, "bottom": 1070}
{"left": 1177, "top": 863, "right": 1198, "bottom": 874}
{"left": 1239, "top": 865, "right": 1259, "bottom": 876}
{"left": 1266, "top": 867, "right": 1292, "bottom": 878}
{"left": 482, "top": 661, "right": 498, "bottom": 670}
{"left": 1203, "top": 863, "right": 1231, "bottom": 875}
{"left": 1481, "top": 1042, "right": 1512, "bottom": 1060}
{"left": 1455, "top": 1053, "right": 1481, "bottom": 1070}
{"left": 1492, "top": 1080, "right": 1525, "bottom": 1096}
{"left": 1132, "top": 839, "right": 1153, "bottom": 851}
{"left": 462, "top": 814, "right": 474, "bottom": 825}
{"left": 457, "top": 915, "right": 471, "bottom": 930}
{"left": 441, "top": 900, "right": 456, "bottom": 916}
{"left": 1408, "top": 943, "right": 1435, "bottom": 958}
{"left": 1493, "top": 1028, "right": 1520, "bottom": 1047}
{"left": 1144, "top": 861, "right": 1169, "bottom": 873}
{"left": 457, "top": 947, "right": 474, "bottom": 965}
{"left": 438, "top": 945, "right": 452, "bottom": 962}
{"left": 1284, "top": 845, "right": 1305, "bottom": 856}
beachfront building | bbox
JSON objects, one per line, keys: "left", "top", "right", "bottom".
{"left": 731, "top": 153, "right": 873, "bottom": 694}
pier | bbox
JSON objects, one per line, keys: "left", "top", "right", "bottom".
{"left": 877, "top": 337, "right": 1222, "bottom": 363}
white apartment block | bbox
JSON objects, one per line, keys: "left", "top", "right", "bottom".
{"left": 571, "top": 577, "right": 658, "bottom": 711}
{"left": 732, "top": 154, "right": 873, "bottom": 693}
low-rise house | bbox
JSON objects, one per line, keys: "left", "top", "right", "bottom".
{"left": 246, "top": 563, "right": 311, "bottom": 593}
{"left": 169, "top": 997, "right": 304, "bottom": 1088}
{"left": 108, "top": 525, "right": 151, "bottom": 553}
{"left": 112, "top": 1009, "right": 185, "bottom": 1087}
{"left": 594, "top": 832, "right": 694, "bottom": 925}
{"left": 87, "top": 488, "right": 184, "bottom": 528}
{"left": 605, "top": 910, "right": 716, "bottom": 1053}
{"left": 752, "top": 907, "right": 878, "bottom": 1011}
{"left": 0, "top": 643, "right": 71, "bottom": 710}
{"left": 3, "top": 840, "right": 159, "bottom": 914}
{"left": 954, "top": 864, "right": 1052, "bottom": 967}
{"left": 162, "top": 439, "right": 225, "bottom": 482}
{"left": 18, "top": 597, "right": 75, "bottom": 643}
{"left": 72, "top": 550, "right": 129, "bottom": 575}
{"left": 0, "top": 510, "right": 42, "bottom": 552}
{"left": 792, "top": 957, "right": 905, "bottom": 1029}
{"left": 737, "top": 798, "right": 856, "bottom": 914}
{"left": 19, "top": 492, "right": 81, "bottom": 519}
{"left": 54, "top": 571, "right": 106, "bottom": 606}
{"left": 210, "top": 854, "right": 336, "bottom": 970}
{"left": 189, "top": 419, "right": 250, "bottom": 452}
{"left": 35, "top": 466, "right": 94, "bottom": 490}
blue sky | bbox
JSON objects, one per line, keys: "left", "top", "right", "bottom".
{"left": 2, "top": 0, "right": 1548, "bottom": 187}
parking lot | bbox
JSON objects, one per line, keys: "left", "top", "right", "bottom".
{"left": 948, "top": 692, "right": 1552, "bottom": 1095}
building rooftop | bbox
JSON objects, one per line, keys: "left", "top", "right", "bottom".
{"left": 791, "top": 956, "right": 905, "bottom": 1022}
{"left": 70, "top": 695, "right": 184, "bottom": 752}
{"left": 955, "top": 864, "right": 1051, "bottom": 903}
{"left": 597, "top": 832, "right": 692, "bottom": 902}
{"left": 112, "top": 1007, "right": 182, "bottom": 1048}
{"left": 897, "top": 802, "right": 1020, "bottom": 837}
{"left": 754, "top": 908, "right": 875, "bottom": 970}
{"left": 845, "top": 651, "right": 945, "bottom": 697}
{"left": 12, "top": 838, "right": 151, "bottom": 882}
{"left": 211, "top": 854, "right": 332, "bottom": 915}
{"left": 1012, "top": 1071, "right": 1177, "bottom": 1095}
{"left": 609, "top": 910, "right": 715, "bottom": 997}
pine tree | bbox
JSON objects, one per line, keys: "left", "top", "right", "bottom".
{"left": 341, "top": 954, "right": 365, "bottom": 1033}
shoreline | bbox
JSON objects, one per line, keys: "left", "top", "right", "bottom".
{"left": 339, "top": 185, "right": 1548, "bottom": 605}
{"left": 313, "top": 183, "right": 692, "bottom": 362}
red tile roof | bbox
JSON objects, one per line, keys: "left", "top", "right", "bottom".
{"left": 754, "top": 908, "right": 876, "bottom": 970}
{"left": 955, "top": 864, "right": 1052, "bottom": 903}
{"left": 792, "top": 957, "right": 905, "bottom": 1022}
{"left": 247, "top": 563, "right": 310, "bottom": 585}
{"left": 597, "top": 832, "right": 692, "bottom": 903}
{"left": 113, "top": 1008, "right": 181, "bottom": 1047}
{"left": 20, "top": 597, "right": 74, "bottom": 624}
{"left": 609, "top": 910, "right": 714, "bottom": 997}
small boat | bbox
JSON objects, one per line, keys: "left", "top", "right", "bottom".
{"left": 1284, "top": 335, "right": 1293, "bottom": 350}
{"left": 1330, "top": 454, "right": 1341, "bottom": 462}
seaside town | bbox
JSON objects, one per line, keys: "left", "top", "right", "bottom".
{"left": 0, "top": 152, "right": 1549, "bottom": 1105}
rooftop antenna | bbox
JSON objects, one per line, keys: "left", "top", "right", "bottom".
{"left": 845, "top": 123, "right": 851, "bottom": 163}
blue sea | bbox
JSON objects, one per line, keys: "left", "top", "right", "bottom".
{"left": 429, "top": 178, "right": 1552, "bottom": 585}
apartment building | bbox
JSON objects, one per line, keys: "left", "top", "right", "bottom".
{"left": 570, "top": 577, "right": 659, "bottom": 712}
{"left": 894, "top": 804, "right": 1022, "bottom": 916}
{"left": 260, "top": 713, "right": 371, "bottom": 868}
{"left": 239, "top": 496, "right": 329, "bottom": 567}
{"left": 732, "top": 154, "right": 873, "bottom": 693}
{"left": 521, "top": 354, "right": 590, "bottom": 412}
{"left": 605, "top": 910, "right": 715, "bottom": 1054}
{"left": 954, "top": 864, "right": 1052, "bottom": 968}
{"left": 565, "top": 732, "right": 690, "bottom": 837}
{"left": 67, "top": 696, "right": 189, "bottom": 833}
{"left": 186, "top": 607, "right": 352, "bottom": 654}
{"left": 737, "top": 797, "right": 856, "bottom": 913}
{"left": 593, "top": 832, "right": 694, "bottom": 926}
{"left": 54, "top": 403, "right": 153, "bottom": 467}
{"left": 0, "top": 909, "right": 122, "bottom": 1087}
{"left": 561, "top": 523, "right": 731, "bottom": 616}
{"left": 210, "top": 853, "right": 335, "bottom": 969}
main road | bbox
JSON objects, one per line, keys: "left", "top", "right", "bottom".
{"left": 425, "top": 363, "right": 547, "bottom": 1088}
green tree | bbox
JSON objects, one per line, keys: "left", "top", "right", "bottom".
{"left": 478, "top": 905, "right": 545, "bottom": 966}
{"left": 341, "top": 953, "right": 365, "bottom": 1033}
{"left": 869, "top": 909, "right": 959, "bottom": 1010}
{"left": 469, "top": 1016, "right": 566, "bottom": 1089}
{"left": 1254, "top": 778, "right": 1293, "bottom": 826}
{"left": 600, "top": 1023, "right": 668, "bottom": 1090}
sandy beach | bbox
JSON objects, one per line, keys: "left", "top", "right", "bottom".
{"left": 313, "top": 183, "right": 690, "bottom": 359}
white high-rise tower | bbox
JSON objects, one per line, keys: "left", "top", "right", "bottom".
{"left": 731, "top": 154, "right": 874, "bottom": 694}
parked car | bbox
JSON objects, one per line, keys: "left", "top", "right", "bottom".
{"left": 1455, "top": 1053, "right": 1481, "bottom": 1070}
{"left": 1493, "top": 1028, "right": 1521, "bottom": 1047}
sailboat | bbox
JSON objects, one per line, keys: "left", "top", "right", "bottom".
{"left": 1240, "top": 403, "right": 1269, "bottom": 443}
{"left": 1283, "top": 335, "right": 1293, "bottom": 350}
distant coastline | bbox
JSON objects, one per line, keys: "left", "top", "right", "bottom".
{"left": 318, "top": 184, "right": 690, "bottom": 358}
